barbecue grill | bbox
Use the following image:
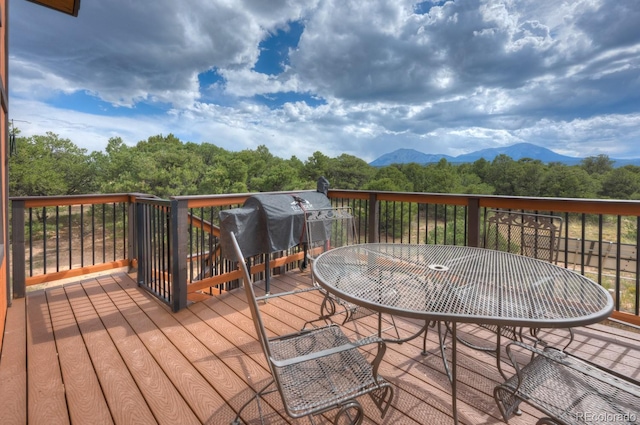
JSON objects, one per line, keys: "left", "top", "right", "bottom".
{"left": 219, "top": 179, "right": 331, "bottom": 293}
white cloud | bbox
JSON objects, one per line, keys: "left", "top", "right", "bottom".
{"left": 8, "top": 0, "right": 640, "bottom": 163}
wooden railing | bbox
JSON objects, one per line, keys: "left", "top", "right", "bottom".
{"left": 10, "top": 194, "right": 140, "bottom": 298}
{"left": 10, "top": 190, "right": 640, "bottom": 325}
{"left": 328, "top": 191, "right": 640, "bottom": 325}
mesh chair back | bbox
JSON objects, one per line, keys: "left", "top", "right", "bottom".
{"left": 484, "top": 210, "right": 563, "bottom": 263}
{"left": 229, "top": 231, "right": 275, "bottom": 371}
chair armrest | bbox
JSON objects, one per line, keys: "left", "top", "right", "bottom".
{"left": 270, "top": 333, "right": 385, "bottom": 368}
{"left": 269, "top": 325, "right": 387, "bottom": 379}
{"left": 270, "top": 327, "right": 388, "bottom": 380}
{"left": 256, "top": 285, "right": 321, "bottom": 302}
{"left": 503, "top": 340, "right": 559, "bottom": 389}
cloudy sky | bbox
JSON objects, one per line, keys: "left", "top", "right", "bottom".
{"left": 9, "top": 0, "right": 640, "bottom": 162}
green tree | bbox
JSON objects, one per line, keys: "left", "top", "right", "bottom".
{"left": 513, "top": 158, "right": 546, "bottom": 196}
{"left": 237, "top": 145, "right": 278, "bottom": 192}
{"left": 97, "top": 134, "right": 208, "bottom": 197}
{"left": 581, "top": 154, "right": 614, "bottom": 175}
{"left": 94, "top": 137, "right": 141, "bottom": 193}
{"left": 251, "top": 158, "right": 306, "bottom": 192}
{"left": 484, "top": 155, "right": 545, "bottom": 196}
{"left": 540, "top": 164, "right": 597, "bottom": 198}
{"left": 365, "top": 166, "right": 413, "bottom": 192}
{"left": 303, "top": 151, "right": 332, "bottom": 182}
{"left": 470, "top": 158, "right": 491, "bottom": 181}
{"left": 422, "top": 159, "right": 461, "bottom": 193}
{"left": 326, "top": 154, "right": 374, "bottom": 189}
{"left": 10, "top": 132, "right": 96, "bottom": 196}
{"left": 599, "top": 167, "right": 640, "bottom": 199}
{"left": 398, "top": 163, "right": 429, "bottom": 192}
{"left": 458, "top": 171, "right": 495, "bottom": 194}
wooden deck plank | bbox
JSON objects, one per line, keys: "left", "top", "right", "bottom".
{"left": 189, "top": 296, "right": 296, "bottom": 423}
{"left": 46, "top": 286, "right": 113, "bottom": 424}
{"left": 80, "top": 279, "right": 201, "bottom": 425}
{"left": 103, "top": 273, "right": 238, "bottom": 424}
{"left": 0, "top": 298, "right": 27, "bottom": 425}
{"left": 2, "top": 270, "right": 639, "bottom": 424}
{"left": 26, "top": 290, "right": 70, "bottom": 425}
{"left": 63, "top": 282, "right": 157, "bottom": 424}
{"left": 116, "top": 273, "right": 294, "bottom": 424}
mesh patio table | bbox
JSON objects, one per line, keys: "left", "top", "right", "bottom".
{"left": 312, "top": 243, "right": 614, "bottom": 425}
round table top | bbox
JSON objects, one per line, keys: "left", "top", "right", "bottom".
{"left": 312, "top": 243, "right": 614, "bottom": 327}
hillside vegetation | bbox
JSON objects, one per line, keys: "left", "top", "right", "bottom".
{"left": 9, "top": 131, "right": 640, "bottom": 200}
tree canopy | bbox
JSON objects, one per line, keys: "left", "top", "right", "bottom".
{"left": 9, "top": 131, "right": 637, "bottom": 200}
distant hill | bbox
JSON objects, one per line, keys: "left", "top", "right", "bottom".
{"left": 368, "top": 148, "right": 455, "bottom": 166}
{"left": 370, "top": 143, "right": 640, "bottom": 167}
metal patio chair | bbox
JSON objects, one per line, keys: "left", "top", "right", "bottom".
{"left": 303, "top": 207, "right": 400, "bottom": 340}
{"left": 455, "top": 210, "right": 570, "bottom": 376}
{"left": 229, "top": 231, "right": 394, "bottom": 425}
{"left": 484, "top": 209, "right": 568, "bottom": 342}
{"left": 494, "top": 341, "right": 640, "bottom": 424}
{"left": 424, "top": 210, "right": 569, "bottom": 377}
{"left": 484, "top": 209, "right": 563, "bottom": 264}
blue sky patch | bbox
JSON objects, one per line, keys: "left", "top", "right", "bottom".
{"left": 254, "top": 20, "right": 304, "bottom": 75}
{"left": 197, "top": 68, "right": 230, "bottom": 104}
{"left": 414, "top": 1, "right": 447, "bottom": 15}
{"left": 254, "top": 91, "right": 326, "bottom": 109}
{"left": 47, "top": 90, "right": 170, "bottom": 116}
{"left": 198, "top": 68, "right": 225, "bottom": 89}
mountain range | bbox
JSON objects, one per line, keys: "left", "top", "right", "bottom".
{"left": 369, "top": 143, "right": 640, "bottom": 167}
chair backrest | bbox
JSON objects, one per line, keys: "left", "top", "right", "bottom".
{"left": 229, "top": 231, "right": 275, "bottom": 370}
{"left": 304, "top": 206, "right": 357, "bottom": 262}
{"left": 484, "top": 209, "right": 563, "bottom": 263}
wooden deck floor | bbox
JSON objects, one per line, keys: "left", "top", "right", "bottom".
{"left": 1, "top": 269, "right": 639, "bottom": 425}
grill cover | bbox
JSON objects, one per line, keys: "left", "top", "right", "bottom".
{"left": 219, "top": 191, "right": 331, "bottom": 259}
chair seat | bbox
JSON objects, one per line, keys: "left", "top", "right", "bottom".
{"left": 271, "top": 326, "right": 385, "bottom": 417}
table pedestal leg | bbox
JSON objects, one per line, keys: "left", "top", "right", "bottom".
{"left": 451, "top": 322, "right": 458, "bottom": 425}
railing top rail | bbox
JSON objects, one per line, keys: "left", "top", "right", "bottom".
{"left": 329, "top": 190, "right": 640, "bottom": 216}
{"left": 137, "top": 197, "right": 171, "bottom": 207}
{"left": 478, "top": 195, "right": 640, "bottom": 216}
{"left": 172, "top": 189, "right": 317, "bottom": 209}
{"left": 12, "top": 189, "right": 640, "bottom": 215}
{"left": 10, "top": 193, "right": 155, "bottom": 208}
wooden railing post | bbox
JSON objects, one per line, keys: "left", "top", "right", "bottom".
{"left": 11, "top": 200, "right": 26, "bottom": 299}
{"left": 127, "top": 196, "right": 137, "bottom": 271}
{"left": 467, "top": 197, "right": 481, "bottom": 247}
{"left": 133, "top": 202, "right": 149, "bottom": 286}
{"left": 368, "top": 193, "right": 379, "bottom": 243}
{"left": 170, "top": 199, "right": 188, "bottom": 312}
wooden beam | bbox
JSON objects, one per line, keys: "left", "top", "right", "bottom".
{"left": 610, "top": 311, "right": 640, "bottom": 327}
{"left": 25, "top": 260, "right": 129, "bottom": 286}
{"left": 27, "top": 0, "right": 80, "bottom": 17}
